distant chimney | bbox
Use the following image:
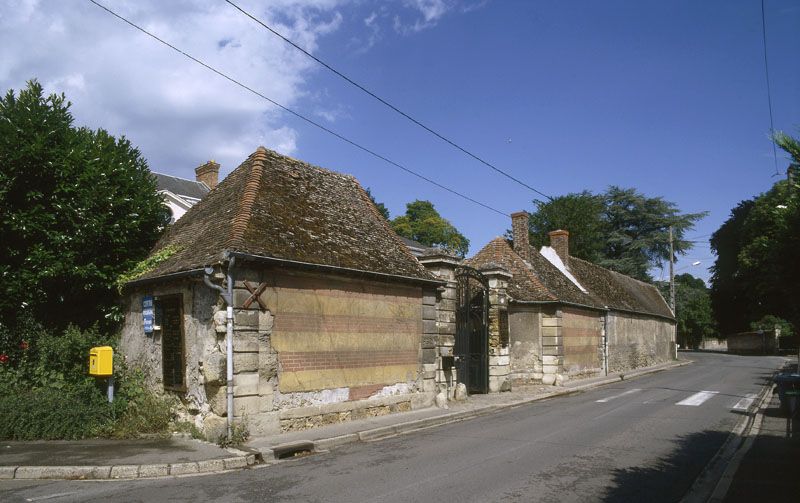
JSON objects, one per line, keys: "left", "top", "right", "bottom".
{"left": 549, "top": 230, "right": 570, "bottom": 266}
{"left": 511, "top": 211, "right": 531, "bottom": 263}
{"left": 195, "top": 160, "right": 220, "bottom": 189}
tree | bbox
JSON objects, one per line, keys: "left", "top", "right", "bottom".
{"left": 365, "top": 187, "right": 390, "bottom": 220}
{"left": 0, "top": 80, "right": 170, "bottom": 330}
{"left": 750, "top": 315, "right": 794, "bottom": 338}
{"left": 525, "top": 187, "right": 706, "bottom": 281}
{"left": 390, "top": 200, "right": 469, "bottom": 257}
{"left": 710, "top": 131, "right": 800, "bottom": 334}
{"left": 658, "top": 274, "right": 716, "bottom": 348}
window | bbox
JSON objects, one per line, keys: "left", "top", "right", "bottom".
{"left": 154, "top": 295, "right": 185, "bottom": 390}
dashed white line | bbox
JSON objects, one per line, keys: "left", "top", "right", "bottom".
{"left": 677, "top": 390, "right": 719, "bottom": 406}
{"left": 732, "top": 393, "right": 758, "bottom": 411}
{"left": 595, "top": 388, "right": 642, "bottom": 403}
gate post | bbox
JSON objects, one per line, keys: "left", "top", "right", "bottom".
{"left": 481, "top": 265, "right": 513, "bottom": 392}
{"left": 418, "top": 252, "right": 461, "bottom": 399}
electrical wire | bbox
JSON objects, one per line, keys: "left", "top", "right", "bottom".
{"left": 761, "top": 0, "right": 780, "bottom": 176}
{"left": 86, "top": 0, "right": 510, "bottom": 217}
{"left": 223, "top": 0, "right": 553, "bottom": 201}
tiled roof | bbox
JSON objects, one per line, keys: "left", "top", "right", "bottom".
{"left": 152, "top": 172, "right": 210, "bottom": 200}
{"left": 136, "top": 147, "right": 437, "bottom": 283}
{"left": 469, "top": 238, "right": 673, "bottom": 319}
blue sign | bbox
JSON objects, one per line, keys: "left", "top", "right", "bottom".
{"left": 143, "top": 295, "right": 154, "bottom": 335}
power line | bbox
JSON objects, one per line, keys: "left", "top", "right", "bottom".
{"left": 86, "top": 0, "right": 509, "bottom": 218}
{"left": 223, "top": 0, "right": 553, "bottom": 201}
{"left": 761, "top": 0, "right": 780, "bottom": 176}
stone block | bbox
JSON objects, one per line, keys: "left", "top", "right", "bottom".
{"left": 203, "top": 414, "right": 227, "bottom": 441}
{"left": 437, "top": 298, "right": 456, "bottom": 312}
{"left": 138, "top": 464, "right": 170, "bottom": 478}
{"left": 541, "top": 335, "right": 562, "bottom": 347}
{"left": 259, "top": 310, "right": 274, "bottom": 332}
{"left": 422, "top": 348, "right": 437, "bottom": 364}
{"left": 233, "top": 372, "right": 259, "bottom": 396}
{"left": 422, "top": 305, "right": 437, "bottom": 320}
{"left": 489, "top": 375, "right": 509, "bottom": 392}
{"left": 233, "top": 289, "right": 259, "bottom": 309}
{"left": 541, "top": 326, "right": 559, "bottom": 338}
{"left": 109, "top": 465, "right": 139, "bottom": 479}
{"left": 170, "top": 462, "right": 199, "bottom": 476}
{"left": 541, "top": 355, "right": 562, "bottom": 365}
{"left": 423, "top": 290, "right": 437, "bottom": 306}
{"left": 542, "top": 365, "right": 558, "bottom": 375}
{"left": 542, "top": 317, "right": 562, "bottom": 327}
{"left": 423, "top": 320, "right": 438, "bottom": 334}
{"left": 438, "top": 323, "right": 456, "bottom": 336}
{"left": 0, "top": 466, "right": 15, "bottom": 479}
{"left": 197, "top": 459, "right": 226, "bottom": 473}
{"left": 233, "top": 333, "right": 260, "bottom": 352}
{"left": 489, "top": 365, "right": 509, "bottom": 376}
{"left": 440, "top": 287, "right": 457, "bottom": 300}
{"left": 541, "top": 374, "right": 556, "bottom": 385}
{"left": 223, "top": 457, "right": 248, "bottom": 470}
{"left": 234, "top": 395, "right": 261, "bottom": 417}
{"left": 436, "top": 310, "right": 456, "bottom": 324}
{"left": 234, "top": 352, "right": 258, "bottom": 373}
{"left": 203, "top": 351, "right": 226, "bottom": 384}
{"left": 206, "top": 384, "right": 227, "bottom": 416}
{"left": 542, "top": 345, "right": 563, "bottom": 356}
{"left": 439, "top": 334, "right": 455, "bottom": 346}
{"left": 234, "top": 309, "right": 259, "bottom": 328}
{"left": 422, "top": 363, "right": 437, "bottom": 373}
{"left": 421, "top": 334, "right": 437, "bottom": 349}
{"left": 489, "top": 355, "right": 510, "bottom": 366}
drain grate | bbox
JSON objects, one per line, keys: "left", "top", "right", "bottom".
{"left": 272, "top": 441, "right": 315, "bottom": 460}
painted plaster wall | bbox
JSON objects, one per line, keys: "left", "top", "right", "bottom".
{"left": 606, "top": 312, "right": 674, "bottom": 372}
{"left": 561, "top": 307, "right": 603, "bottom": 376}
{"left": 508, "top": 307, "right": 542, "bottom": 384}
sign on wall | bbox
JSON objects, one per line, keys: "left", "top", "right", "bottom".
{"left": 143, "top": 295, "right": 154, "bottom": 335}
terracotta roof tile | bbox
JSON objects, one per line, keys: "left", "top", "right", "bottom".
{"left": 137, "top": 148, "right": 436, "bottom": 283}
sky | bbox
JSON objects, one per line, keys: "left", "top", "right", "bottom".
{"left": 1, "top": 0, "right": 798, "bottom": 284}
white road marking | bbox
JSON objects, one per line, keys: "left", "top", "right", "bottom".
{"left": 677, "top": 390, "right": 719, "bottom": 406}
{"left": 595, "top": 388, "right": 641, "bottom": 403}
{"left": 26, "top": 493, "right": 76, "bottom": 502}
{"left": 732, "top": 393, "right": 758, "bottom": 411}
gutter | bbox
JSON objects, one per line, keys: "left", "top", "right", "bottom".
{"left": 509, "top": 299, "right": 675, "bottom": 323}
{"left": 123, "top": 268, "right": 206, "bottom": 289}
{"left": 227, "top": 251, "right": 445, "bottom": 287}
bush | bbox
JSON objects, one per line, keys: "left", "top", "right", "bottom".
{"left": 0, "top": 320, "right": 175, "bottom": 440}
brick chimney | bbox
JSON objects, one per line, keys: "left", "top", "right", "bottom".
{"left": 511, "top": 211, "right": 531, "bottom": 263}
{"left": 195, "top": 160, "right": 220, "bottom": 189}
{"left": 548, "top": 230, "right": 570, "bottom": 266}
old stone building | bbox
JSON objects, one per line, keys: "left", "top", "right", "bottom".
{"left": 121, "top": 147, "right": 452, "bottom": 438}
{"left": 468, "top": 212, "right": 676, "bottom": 388}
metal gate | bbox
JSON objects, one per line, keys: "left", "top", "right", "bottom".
{"left": 455, "top": 266, "right": 489, "bottom": 394}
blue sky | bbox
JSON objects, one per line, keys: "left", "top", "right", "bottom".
{"left": 2, "top": 0, "right": 798, "bottom": 283}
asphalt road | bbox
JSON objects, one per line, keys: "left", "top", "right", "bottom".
{"left": 1, "top": 352, "right": 785, "bottom": 503}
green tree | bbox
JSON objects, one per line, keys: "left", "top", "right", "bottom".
{"left": 525, "top": 187, "right": 705, "bottom": 281}
{"left": 0, "top": 80, "right": 170, "bottom": 330}
{"left": 365, "top": 187, "right": 390, "bottom": 220}
{"left": 710, "top": 131, "right": 800, "bottom": 334}
{"left": 391, "top": 200, "right": 469, "bottom": 257}
{"left": 749, "top": 315, "right": 794, "bottom": 338}
{"left": 658, "top": 274, "right": 716, "bottom": 348}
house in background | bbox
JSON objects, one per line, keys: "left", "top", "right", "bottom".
{"left": 152, "top": 160, "right": 219, "bottom": 222}
{"left": 468, "top": 211, "right": 676, "bottom": 389}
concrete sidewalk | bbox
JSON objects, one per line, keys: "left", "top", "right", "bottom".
{"left": 0, "top": 437, "right": 257, "bottom": 480}
{"left": 249, "top": 358, "right": 691, "bottom": 460}
{"left": 0, "top": 358, "right": 689, "bottom": 481}
{"left": 721, "top": 367, "right": 800, "bottom": 501}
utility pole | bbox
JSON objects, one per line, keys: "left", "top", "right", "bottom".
{"left": 669, "top": 226, "right": 675, "bottom": 312}
{"left": 669, "top": 225, "right": 678, "bottom": 352}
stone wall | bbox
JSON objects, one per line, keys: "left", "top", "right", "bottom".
{"left": 561, "top": 307, "right": 603, "bottom": 376}
{"left": 606, "top": 312, "right": 674, "bottom": 373}
{"left": 508, "top": 307, "right": 543, "bottom": 385}
{"left": 727, "top": 331, "right": 778, "bottom": 355}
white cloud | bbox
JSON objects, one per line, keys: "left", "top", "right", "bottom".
{"left": 0, "top": 0, "right": 345, "bottom": 177}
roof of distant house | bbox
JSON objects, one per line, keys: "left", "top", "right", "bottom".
{"left": 469, "top": 238, "right": 673, "bottom": 319}
{"left": 398, "top": 236, "right": 439, "bottom": 257}
{"left": 152, "top": 172, "right": 210, "bottom": 200}
{"left": 135, "top": 147, "right": 438, "bottom": 285}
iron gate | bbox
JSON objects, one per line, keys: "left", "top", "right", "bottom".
{"left": 454, "top": 266, "right": 489, "bottom": 394}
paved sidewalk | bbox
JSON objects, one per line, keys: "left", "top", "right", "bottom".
{"left": 722, "top": 366, "right": 800, "bottom": 501}
{"left": 248, "top": 359, "right": 691, "bottom": 459}
{"left": 0, "top": 358, "right": 688, "bottom": 481}
{"left": 0, "top": 437, "right": 256, "bottom": 480}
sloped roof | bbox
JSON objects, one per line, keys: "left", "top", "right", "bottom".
{"left": 136, "top": 147, "right": 437, "bottom": 284}
{"left": 469, "top": 238, "right": 673, "bottom": 319}
{"left": 152, "top": 172, "right": 210, "bottom": 200}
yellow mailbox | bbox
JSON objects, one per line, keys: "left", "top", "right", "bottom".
{"left": 89, "top": 346, "right": 113, "bottom": 376}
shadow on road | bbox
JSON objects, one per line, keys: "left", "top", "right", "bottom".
{"left": 598, "top": 430, "right": 729, "bottom": 502}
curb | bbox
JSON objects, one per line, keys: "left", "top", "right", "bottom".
{"left": 0, "top": 454, "right": 257, "bottom": 481}
{"left": 265, "top": 359, "right": 691, "bottom": 458}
